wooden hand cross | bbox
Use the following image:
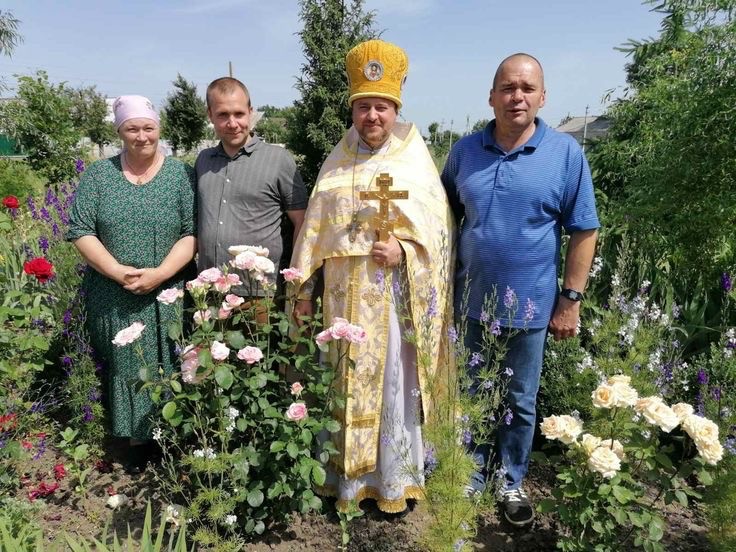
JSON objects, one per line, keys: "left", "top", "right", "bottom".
{"left": 359, "top": 173, "right": 409, "bottom": 242}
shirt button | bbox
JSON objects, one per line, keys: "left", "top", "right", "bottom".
{"left": 226, "top": 178, "right": 230, "bottom": 183}
{"left": 223, "top": 199, "right": 227, "bottom": 204}
{"left": 219, "top": 221, "right": 223, "bottom": 225}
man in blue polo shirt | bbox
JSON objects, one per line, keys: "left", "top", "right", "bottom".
{"left": 441, "top": 53, "right": 599, "bottom": 527}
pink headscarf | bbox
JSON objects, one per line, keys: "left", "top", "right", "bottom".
{"left": 113, "top": 95, "right": 159, "bottom": 129}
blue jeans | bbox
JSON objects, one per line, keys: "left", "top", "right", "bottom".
{"left": 464, "top": 319, "right": 547, "bottom": 491}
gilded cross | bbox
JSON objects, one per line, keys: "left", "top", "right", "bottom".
{"left": 359, "top": 173, "right": 409, "bottom": 242}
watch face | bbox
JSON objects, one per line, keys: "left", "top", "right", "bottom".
{"left": 562, "top": 289, "right": 583, "bottom": 301}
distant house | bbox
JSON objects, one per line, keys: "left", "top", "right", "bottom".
{"left": 556, "top": 115, "right": 610, "bottom": 146}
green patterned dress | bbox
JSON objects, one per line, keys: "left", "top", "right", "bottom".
{"left": 67, "top": 155, "right": 196, "bottom": 439}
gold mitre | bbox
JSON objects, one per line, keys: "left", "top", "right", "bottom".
{"left": 346, "top": 39, "right": 409, "bottom": 109}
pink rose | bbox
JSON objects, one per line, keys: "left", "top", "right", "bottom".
{"left": 254, "top": 256, "right": 275, "bottom": 274}
{"left": 228, "top": 245, "right": 269, "bottom": 257}
{"left": 111, "top": 322, "right": 145, "bottom": 347}
{"left": 280, "top": 267, "right": 304, "bottom": 282}
{"left": 186, "top": 278, "right": 209, "bottom": 291}
{"left": 224, "top": 294, "right": 244, "bottom": 308}
{"left": 237, "top": 346, "right": 264, "bottom": 364}
{"left": 210, "top": 341, "right": 230, "bottom": 361}
{"left": 193, "top": 309, "right": 212, "bottom": 326}
{"left": 214, "top": 273, "right": 242, "bottom": 294}
{"left": 181, "top": 345, "right": 201, "bottom": 383}
{"left": 347, "top": 324, "right": 367, "bottom": 344}
{"left": 156, "top": 288, "right": 184, "bottom": 305}
{"left": 315, "top": 330, "right": 332, "bottom": 346}
{"left": 329, "top": 317, "right": 352, "bottom": 339}
{"left": 198, "top": 267, "right": 223, "bottom": 283}
{"left": 231, "top": 251, "right": 257, "bottom": 271}
{"left": 286, "top": 402, "right": 308, "bottom": 421}
{"left": 290, "top": 382, "right": 304, "bottom": 396}
{"left": 217, "top": 307, "right": 232, "bottom": 320}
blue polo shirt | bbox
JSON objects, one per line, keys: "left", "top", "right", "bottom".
{"left": 441, "top": 118, "right": 599, "bottom": 328}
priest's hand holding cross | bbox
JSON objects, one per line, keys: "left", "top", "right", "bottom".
{"left": 361, "top": 173, "right": 409, "bottom": 267}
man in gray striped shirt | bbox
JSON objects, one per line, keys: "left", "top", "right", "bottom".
{"left": 195, "top": 77, "right": 308, "bottom": 298}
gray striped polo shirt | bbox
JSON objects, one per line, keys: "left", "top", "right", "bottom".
{"left": 195, "top": 137, "right": 308, "bottom": 296}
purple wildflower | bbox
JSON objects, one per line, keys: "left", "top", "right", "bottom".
{"left": 38, "top": 236, "right": 49, "bottom": 255}
{"left": 31, "top": 319, "right": 47, "bottom": 330}
{"left": 725, "top": 437, "right": 736, "bottom": 456}
{"left": 380, "top": 433, "right": 391, "bottom": 447}
{"left": 462, "top": 429, "right": 472, "bottom": 445}
{"left": 427, "top": 286, "right": 438, "bottom": 318}
{"left": 61, "top": 355, "right": 73, "bottom": 368}
{"left": 490, "top": 319, "right": 501, "bottom": 336}
{"left": 424, "top": 443, "right": 438, "bottom": 475}
{"left": 75, "top": 159, "right": 86, "bottom": 173}
{"left": 503, "top": 408, "right": 514, "bottom": 425}
{"left": 82, "top": 405, "right": 94, "bottom": 422}
{"left": 95, "top": 361, "right": 104, "bottom": 373}
{"left": 482, "top": 379, "right": 494, "bottom": 390}
{"left": 26, "top": 196, "right": 39, "bottom": 219}
{"left": 392, "top": 278, "right": 401, "bottom": 297}
{"left": 696, "top": 392, "right": 705, "bottom": 415}
{"left": 711, "top": 387, "right": 722, "bottom": 401}
{"left": 480, "top": 310, "right": 490, "bottom": 323}
{"left": 88, "top": 388, "right": 101, "bottom": 402}
{"left": 51, "top": 222, "right": 60, "bottom": 237}
{"left": 469, "top": 352, "right": 483, "bottom": 367}
{"left": 504, "top": 366, "right": 514, "bottom": 377}
{"left": 697, "top": 369, "right": 709, "bottom": 385}
{"left": 63, "top": 309, "right": 73, "bottom": 326}
{"left": 523, "top": 298, "right": 536, "bottom": 323}
{"left": 448, "top": 326, "right": 458, "bottom": 343}
{"left": 39, "top": 206, "right": 51, "bottom": 223}
{"left": 722, "top": 272, "right": 733, "bottom": 293}
{"left": 503, "top": 286, "right": 516, "bottom": 310}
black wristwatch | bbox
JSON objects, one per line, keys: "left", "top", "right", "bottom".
{"left": 560, "top": 288, "right": 584, "bottom": 302}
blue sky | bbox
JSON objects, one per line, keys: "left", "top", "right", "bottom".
{"left": 1, "top": 0, "right": 664, "bottom": 135}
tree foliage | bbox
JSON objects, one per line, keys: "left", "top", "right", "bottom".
{"left": 0, "top": 10, "right": 22, "bottom": 57}
{"left": 65, "top": 85, "right": 116, "bottom": 155}
{"left": 161, "top": 74, "right": 207, "bottom": 156}
{"left": 1, "top": 71, "right": 81, "bottom": 182}
{"left": 588, "top": 0, "right": 736, "bottom": 292}
{"left": 287, "top": 0, "right": 378, "bottom": 189}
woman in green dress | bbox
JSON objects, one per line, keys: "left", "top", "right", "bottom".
{"left": 67, "top": 95, "right": 196, "bottom": 473}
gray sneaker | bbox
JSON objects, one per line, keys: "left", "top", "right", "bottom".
{"left": 499, "top": 488, "right": 534, "bottom": 527}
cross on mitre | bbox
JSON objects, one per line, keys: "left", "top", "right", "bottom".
{"left": 360, "top": 173, "right": 409, "bottom": 242}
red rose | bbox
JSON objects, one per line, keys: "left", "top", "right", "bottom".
{"left": 23, "top": 257, "right": 55, "bottom": 283}
{"left": 2, "top": 195, "right": 19, "bottom": 209}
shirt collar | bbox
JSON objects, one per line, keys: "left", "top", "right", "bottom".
{"left": 482, "top": 117, "right": 547, "bottom": 154}
{"left": 212, "top": 134, "right": 261, "bottom": 159}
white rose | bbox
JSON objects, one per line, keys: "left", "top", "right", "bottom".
{"left": 611, "top": 382, "right": 638, "bottom": 407}
{"left": 635, "top": 396, "right": 680, "bottom": 433}
{"left": 587, "top": 446, "right": 621, "bottom": 479}
{"left": 607, "top": 374, "right": 631, "bottom": 386}
{"left": 580, "top": 433, "right": 602, "bottom": 455}
{"left": 591, "top": 384, "right": 617, "bottom": 409}
{"left": 671, "top": 403, "right": 695, "bottom": 423}
{"left": 683, "top": 415, "right": 720, "bottom": 446}
{"left": 539, "top": 415, "right": 582, "bottom": 444}
{"left": 697, "top": 440, "right": 724, "bottom": 466}
{"left": 599, "top": 438, "right": 626, "bottom": 461}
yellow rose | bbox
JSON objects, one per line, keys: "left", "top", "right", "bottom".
{"left": 580, "top": 433, "right": 602, "bottom": 455}
{"left": 587, "top": 446, "right": 621, "bottom": 479}
{"left": 635, "top": 396, "right": 679, "bottom": 433}
{"left": 591, "top": 384, "right": 616, "bottom": 409}
{"left": 599, "top": 438, "right": 626, "bottom": 461}
{"left": 671, "top": 403, "right": 695, "bottom": 423}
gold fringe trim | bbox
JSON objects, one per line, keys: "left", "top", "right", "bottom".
{"left": 316, "top": 484, "right": 426, "bottom": 514}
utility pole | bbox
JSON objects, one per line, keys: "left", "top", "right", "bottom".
{"left": 228, "top": 61, "right": 233, "bottom": 78}
{"left": 582, "top": 104, "right": 589, "bottom": 152}
{"left": 448, "top": 119, "right": 455, "bottom": 150}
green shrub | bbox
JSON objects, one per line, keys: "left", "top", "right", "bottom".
{"left": 0, "top": 159, "right": 45, "bottom": 201}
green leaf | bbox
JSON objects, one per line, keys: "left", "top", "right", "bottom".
{"left": 537, "top": 498, "right": 556, "bottom": 513}
{"left": 278, "top": 318, "right": 290, "bottom": 336}
{"left": 698, "top": 469, "right": 713, "bottom": 485}
{"left": 247, "top": 489, "right": 264, "bottom": 507}
{"left": 312, "top": 465, "right": 326, "bottom": 486}
{"left": 674, "top": 490, "right": 688, "bottom": 507}
{"left": 287, "top": 442, "right": 299, "bottom": 459}
{"left": 270, "top": 441, "right": 285, "bottom": 453}
{"left": 225, "top": 330, "right": 246, "bottom": 349}
{"left": 170, "top": 380, "right": 182, "bottom": 393}
{"left": 654, "top": 452, "right": 673, "bottom": 469}
{"left": 254, "top": 520, "right": 265, "bottom": 535}
{"left": 612, "top": 485, "right": 635, "bottom": 504}
{"left": 162, "top": 401, "right": 178, "bottom": 420}
{"left": 648, "top": 519, "right": 664, "bottom": 541}
{"left": 324, "top": 419, "right": 341, "bottom": 433}
{"left": 168, "top": 322, "right": 182, "bottom": 341}
{"left": 215, "top": 365, "right": 234, "bottom": 389}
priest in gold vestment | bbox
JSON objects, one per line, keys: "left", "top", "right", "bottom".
{"left": 290, "top": 40, "right": 454, "bottom": 514}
